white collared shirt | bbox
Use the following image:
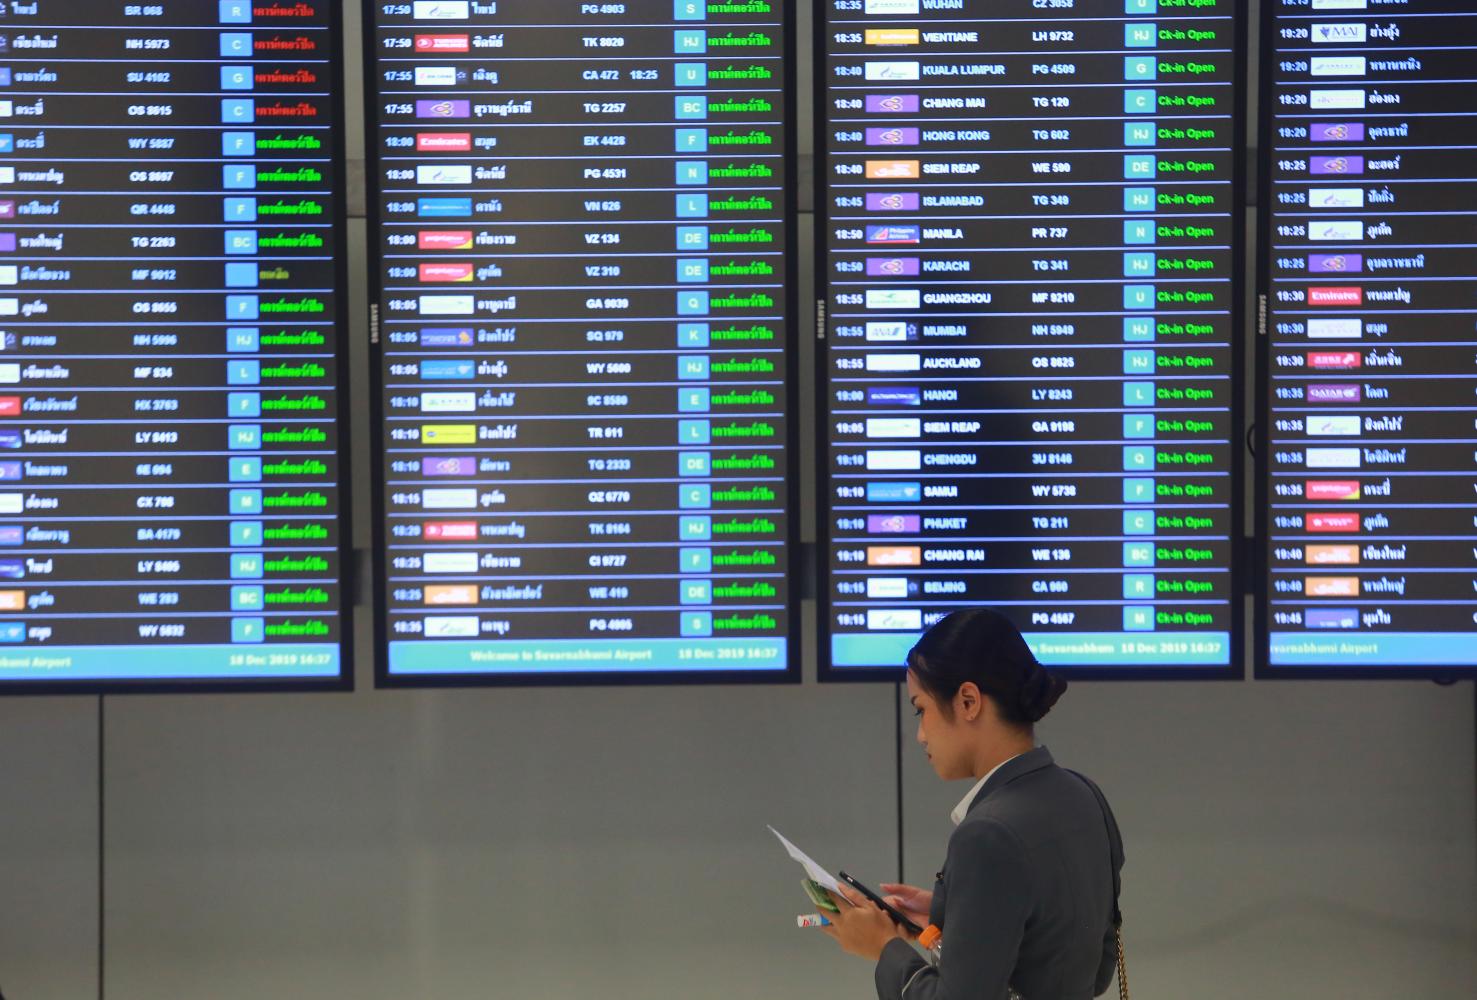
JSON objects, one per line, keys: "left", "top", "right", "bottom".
{"left": 950, "top": 751, "right": 1029, "bottom": 826}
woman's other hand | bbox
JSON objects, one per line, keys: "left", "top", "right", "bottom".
{"left": 879, "top": 883, "right": 933, "bottom": 929}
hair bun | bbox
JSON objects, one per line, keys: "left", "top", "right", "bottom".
{"left": 1016, "top": 667, "right": 1067, "bottom": 723}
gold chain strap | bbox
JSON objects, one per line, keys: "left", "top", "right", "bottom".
{"left": 1116, "top": 925, "right": 1130, "bottom": 1000}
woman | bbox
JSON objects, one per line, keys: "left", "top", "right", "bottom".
{"left": 821, "top": 608, "right": 1125, "bottom": 999}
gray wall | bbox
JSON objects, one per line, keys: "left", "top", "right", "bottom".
{"left": 2, "top": 3, "right": 1475, "bottom": 999}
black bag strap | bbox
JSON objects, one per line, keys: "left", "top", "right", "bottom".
{"left": 1066, "top": 768, "right": 1122, "bottom": 927}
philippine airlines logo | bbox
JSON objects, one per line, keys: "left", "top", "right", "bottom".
{"left": 865, "top": 225, "right": 920, "bottom": 245}
{"left": 415, "top": 34, "right": 470, "bottom": 52}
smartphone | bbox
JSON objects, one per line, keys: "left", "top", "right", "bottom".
{"left": 837, "top": 871, "right": 924, "bottom": 935}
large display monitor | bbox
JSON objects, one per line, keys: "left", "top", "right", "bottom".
{"left": 0, "top": 0, "right": 351, "bottom": 692}
{"left": 1257, "top": 0, "right": 1477, "bottom": 678}
{"left": 368, "top": 1, "right": 798, "bottom": 685}
{"left": 818, "top": 0, "right": 1245, "bottom": 679}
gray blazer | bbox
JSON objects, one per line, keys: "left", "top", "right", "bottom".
{"left": 875, "top": 746, "right": 1124, "bottom": 1000}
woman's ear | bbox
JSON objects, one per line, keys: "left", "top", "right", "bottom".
{"left": 955, "top": 681, "right": 983, "bottom": 723}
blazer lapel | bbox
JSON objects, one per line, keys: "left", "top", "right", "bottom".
{"left": 966, "top": 745, "right": 1055, "bottom": 815}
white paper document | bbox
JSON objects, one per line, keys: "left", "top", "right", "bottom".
{"left": 768, "top": 825, "right": 844, "bottom": 893}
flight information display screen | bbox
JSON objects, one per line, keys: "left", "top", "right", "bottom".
{"left": 0, "top": 1, "right": 350, "bottom": 690}
{"left": 819, "top": 0, "right": 1243, "bottom": 677}
{"left": 369, "top": 2, "right": 796, "bottom": 683}
{"left": 1258, "top": 0, "right": 1477, "bottom": 677}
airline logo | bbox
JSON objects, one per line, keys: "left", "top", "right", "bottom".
{"left": 1307, "top": 318, "right": 1361, "bottom": 339}
{"left": 423, "top": 552, "right": 478, "bottom": 574}
{"left": 1305, "top": 447, "right": 1361, "bottom": 468}
{"left": 1309, "top": 188, "right": 1364, "bottom": 209}
{"left": 0, "top": 589, "right": 22, "bottom": 611}
{"left": 1306, "top": 415, "right": 1361, "bottom": 436}
{"left": 1307, "top": 350, "right": 1361, "bottom": 368}
{"left": 865, "top": 482, "right": 921, "bottom": 502}
{"left": 424, "top": 521, "right": 478, "bottom": 540}
{"left": 417, "top": 197, "right": 473, "bottom": 217}
{"left": 866, "top": 127, "right": 920, "bottom": 146}
{"left": 865, "top": 94, "right": 921, "bottom": 113}
{"left": 866, "top": 288, "right": 920, "bottom": 309}
{"left": 1311, "top": 122, "right": 1365, "bottom": 142}
{"left": 420, "top": 391, "right": 476, "bottom": 413}
{"left": 419, "top": 231, "right": 474, "bottom": 250}
{"left": 421, "top": 424, "right": 477, "bottom": 445}
{"left": 415, "top": 99, "right": 470, "bottom": 118}
{"left": 0, "top": 396, "right": 16, "bottom": 416}
{"left": 419, "top": 262, "right": 474, "bottom": 282}
{"left": 865, "top": 225, "right": 920, "bottom": 244}
{"left": 1307, "top": 510, "right": 1361, "bottom": 529}
{"left": 1310, "top": 56, "right": 1367, "bottom": 76}
{"left": 414, "top": 1, "right": 470, "bottom": 17}
{"left": 865, "top": 418, "right": 921, "bottom": 439}
{"left": 1306, "top": 576, "right": 1359, "bottom": 597}
{"left": 868, "top": 608, "right": 922, "bottom": 631}
{"left": 1308, "top": 286, "right": 1363, "bottom": 306}
{"left": 0, "top": 461, "right": 20, "bottom": 480}
{"left": 865, "top": 159, "right": 921, "bottom": 179}
{"left": 1311, "top": 155, "right": 1365, "bottom": 175}
{"left": 419, "top": 294, "right": 475, "bottom": 315}
{"left": 865, "top": 353, "right": 920, "bottom": 372}
{"left": 866, "top": 545, "right": 922, "bottom": 567}
{"left": 421, "top": 489, "right": 478, "bottom": 510}
{"left": 1306, "top": 384, "right": 1362, "bottom": 403}
{"left": 1306, "top": 545, "right": 1360, "bottom": 565}
{"left": 866, "top": 449, "right": 922, "bottom": 470}
{"left": 414, "top": 34, "right": 470, "bottom": 52}
{"left": 420, "top": 327, "right": 474, "bottom": 347}
{"left": 867, "top": 514, "right": 921, "bottom": 533}
{"left": 424, "top": 584, "right": 478, "bottom": 606}
{"left": 422, "top": 455, "right": 476, "bottom": 475}
{"left": 1306, "top": 482, "right": 1362, "bottom": 502}
{"left": 865, "top": 29, "right": 921, "bottom": 46}
{"left": 424, "top": 616, "right": 479, "bottom": 638}
{"left": 0, "top": 621, "right": 24, "bottom": 643}
{"left": 867, "top": 257, "right": 921, "bottom": 276}
{"left": 865, "top": 61, "right": 921, "bottom": 81}
{"left": 1309, "top": 220, "right": 1364, "bottom": 241}
{"left": 1306, "top": 608, "right": 1359, "bottom": 629}
{"left": 866, "top": 192, "right": 920, "bottom": 211}
{"left": 0, "top": 525, "right": 21, "bottom": 545}
{"left": 865, "top": 321, "right": 917, "bottom": 342}
{"left": 866, "top": 578, "right": 911, "bottom": 599}
{"left": 1308, "top": 253, "right": 1362, "bottom": 273}
{"left": 417, "top": 164, "right": 472, "bottom": 185}
{"left": 417, "top": 132, "right": 472, "bottom": 152}
{"left": 1313, "top": 22, "right": 1369, "bottom": 42}
{"left": 865, "top": 0, "right": 921, "bottom": 13}
{"left": 414, "top": 67, "right": 458, "bottom": 87}
{"left": 0, "top": 494, "right": 20, "bottom": 515}
{"left": 1309, "top": 89, "right": 1366, "bottom": 110}
{"left": 1312, "top": 0, "right": 1368, "bottom": 9}
{"left": 867, "top": 386, "right": 921, "bottom": 405}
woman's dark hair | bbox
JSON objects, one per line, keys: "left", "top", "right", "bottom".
{"left": 906, "top": 608, "right": 1067, "bottom": 727}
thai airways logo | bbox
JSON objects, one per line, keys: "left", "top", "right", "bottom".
{"left": 867, "top": 257, "right": 921, "bottom": 276}
{"left": 866, "top": 192, "right": 920, "bottom": 211}
{"left": 866, "top": 127, "right": 919, "bottom": 146}
{"left": 866, "top": 94, "right": 920, "bottom": 113}
{"left": 867, "top": 514, "right": 921, "bottom": 533}
{"left": 1311, "top": 123, "right": 1365, "bottom": 142}
{"left": 416, "top": 99, "right": 470, "bottom": 118}
{"left": 1311, "top": 156, "right": 1364, "bottom": 175}
{"left": 1308, "top": 254, "right": 1362, "bottom": 273}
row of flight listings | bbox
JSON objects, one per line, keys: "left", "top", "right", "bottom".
{"left": 0, "top": 0, "right": 1467, "bottom": 690}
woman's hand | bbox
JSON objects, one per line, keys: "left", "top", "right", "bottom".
{"left": 879, "top": 883, "right": 933, "bottom": 929}
{"left": 818, "top": 883, "right": 909, "bottom": 961}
